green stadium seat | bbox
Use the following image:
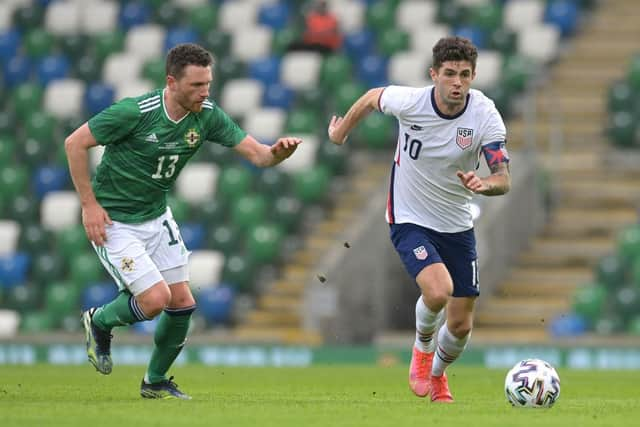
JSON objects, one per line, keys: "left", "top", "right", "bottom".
{"left": 69, "top": 252, "right": 104, "bottom": 289}
{"left": 614, "top": 285, "right": 638, "bottom": 322}
{"left": 92, "top": 31, "right": 125, "bottom": 62}
{"left": 13, "top": 5, "right": 45, "bottom": 30}
{"left": 0, "top": 165, "right": 28, "bottom": 203}
{"left": 607, "top": 111, "right": 635, "bottom": 147}
{"left": 272, "top": 195, "right": 302, "bottom": 231}
{"left": 12, "top": 83, "right": 44, "bottom": 118}
{"left": 216, "top": 165, "right": 253, "bottom": 204}
{"left": 607, "top": 80, "right": 634, "bottom": 113}
{"left": 489, "top": 27, "right": 518, "bottom": 55}
{"left": 20, "top": 311, "right": 54, "bottom": 333}
{"left": 192, "top": 199, "right": 226, "bottom": 225}
{"left": 366, "top": 1, "right": 397, "bottom": 34}
{"left": 31, "top": 253, "right": 65, "bottom": 285}
{"left": 617, "top": 224, "right": 640, "bottom": 263}
{"left": 167, "top": 195, "right": 190, "bottom": 224}
{"left": 0, "top": 111, "right": 16, "bottom": 136}
{"left": 469, "top": 4, "right": 503, "bottom": 31}
{"left": 256, "top": 168, "right": 289, "bottom": 197}
{"left": 271, "top": 27, "right": 299, "bottom": 55}
{"left": 627, "top": 316, "right": 640, "bottom": 335}
{"left": 354, "top": 113, "right": 394, "bottom": 149}
{"left": 56, "top": 225, "right": 90, "bottom": 260}
{"left": 502, "top": 55, "right": 532, "bottom": 93}
{"left": 627, "top": 54, "right": 640, "bottom": 91}
{"left": 317, "top": 138, "right": 348, "bottom": 175}
{"left": 7, "top": 195, "right": 39, "bottom": 225}
{"left": 58, "top": 34, "right": 87, "bottom": 62}
{"left": 285, "top": 109, "right": 319, "bottom": 134}
{"left": 44, "top": 281, "right": 79, "bottom": 326}
{"left": 292, "top": 165, "right": 330, "bottom": 203}
{"left": 19, "top": 223, "right": 52, "bottom": 256}
{"left": 19, "top": 138, "right": 49, "bottom": 168}
{"left": 207, "top": 224, "right": 241, "bottom": 253}
{"left": 6, "top": 284, "right": 41, "bottom": 311}
{"left": 437, "top": 1, "right": 464, "bottom": 26}
{"left": 24, "top": 111, "right": 57, "bottom": 142}
{"left": 571, "top": 283, "right": 606, "bottom": 325}
{"left": 245, "top": 223, "right": 283, "bottom": 264}
{"left": 214, "top": 57, "right": 245, "bottom": 90}
{"left": 631, "top": 257, "right": 640, "bottom": 287}
{"left": 334, "top": 81, "right": 365, "bottom": 115}
{"left": 23, "top": 29, "right": 55, "bottom": 58}
{"left": 595, "top": 253, "right": 625, "bottom": 289}
{"left": 0, "top": 134, "right": 16, "bottom": 167}
{"left": 594, "top": 314, "right": 624, "bottom": 335}
{"left": 378, "top": 29, "right": 410, "bottom": 57}
{"left": 232, "top": 194, "right": 268, "bottom": 229}
{"left": 295, "top": 88, "right": 327, "bottom": 115}
{"left": 202, "top": 29, "right": 231, "bottom": 58}
{"left": 321, "top": 55, "right": 352, "bottom": 91}
{"left": 154, "top": 2, "right": 182, "bottom": 27}
{"left": 199, "top": 141, "right": 236, "bottom": 165}
{"left": 74, "top": 54, "right": 102, "bottom": 82}
{"left": 222, "top": 253, "right": 256, "bottom": 293}
{"left": 190, "top": 5, "right": 219, "bottom": 36}
{"left": 484, "top": 85, "right": 513, "bottom": 119}
{"left": 142, "top": 57, "right": 166, "bottom": 87}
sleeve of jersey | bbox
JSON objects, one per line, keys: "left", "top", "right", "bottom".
{"left": 87, "top": 98, "right": 140, "bottom": 145}
{"left": 379, "top": 85, "right": 417, "bottom": 118}
{"left": 206, "top": 105, "right": 247, "bottom": 147}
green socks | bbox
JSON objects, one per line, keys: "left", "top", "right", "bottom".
{"left": 92, "top": 291, "right": 150, "bottom": 331}
{"left": 145, "top": 305, "right": 196, "bottom": 384}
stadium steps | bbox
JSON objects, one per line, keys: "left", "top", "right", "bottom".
{"left": 475, "top": 0, "right": 640, "bottom": 344}
{"left": 233, "top": 154, "right": 390, "bottom": 344}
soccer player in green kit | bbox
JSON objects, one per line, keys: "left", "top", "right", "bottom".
{"left": 64, "top": 43, "right": 301, "bottom": 399}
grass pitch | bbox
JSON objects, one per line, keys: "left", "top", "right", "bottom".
{"left": 0, "top": 364, "right": 637, "bottom": 427}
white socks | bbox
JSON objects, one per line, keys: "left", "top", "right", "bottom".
{"left": 432, "top": 323, "right": 471, "bottom": 377}
{"left": 414, "top": 297, "right": 443, "bottom": 353}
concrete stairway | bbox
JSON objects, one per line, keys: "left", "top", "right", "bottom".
{"left": 474, "top": 0, "right": 640, "bottom": 343}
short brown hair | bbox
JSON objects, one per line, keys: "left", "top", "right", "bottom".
{"left": 432, "top": 36, "right": 478, "bottom": 72}
{"left": 165, "top": 43, "right": 214, "bottom": 79}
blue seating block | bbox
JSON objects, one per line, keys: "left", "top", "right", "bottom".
{"left": 0, "top": 253, "right": 31, "bottom": 289}
{"left": 342, "top": 30, "right": 375, "bottom": 62}
{"left": 36, "top": 54, "right": 70, "bottom": 85}
{"left": 198, "top": 284, "right": 235, "bottom": 325}
{"left": 33, "top": 165, "right": 69, "bottom": 199}
{"left": 2, "top": 56, "right": 31, "bottom": 88}
{"left": 263, "top": 82, "right": 294, "bottom": 109}
{"left": 164, "top": 27, "right": 199, "bottom": 53}
{"left": 545, "top": 0, "right": 580, "bottom": 37}
{"left": 180, "top": 222, "right": 206, "bottom": 250}
{"left": 132, "top": 316, "right": 159, "bottom": 335}
{"left": 119, "top": 2, "right": 150, "bottom": 30}
{"left": 356, "top": 54, "right": 388, "bottom": 88}
{"left": 85, "top": 83, "right": 115, "bottom": 116}
{"left": 454, "top": 26, "right": 487, "bottom": 50}
{"left": 81, "top": 282, "right": 119, "bottom": 311}
{"left": 248, "top": 56, "right": 281, "bottom": 87}
{"left": 0, "top": 30, "right": 21, "bottom": 61}
{"left": 258, "top": 2, "right": 290, "bottom": 31}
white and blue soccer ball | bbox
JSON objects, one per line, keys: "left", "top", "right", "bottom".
{"left": 504, "top": 358, "right": 561, "bottom": 408}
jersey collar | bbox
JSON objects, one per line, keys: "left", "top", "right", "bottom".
{"left": 430, "top": 87, "right": 470, "bottom": 120}
{"left": 162, "top": 88, "right": 191, "bottom": 124}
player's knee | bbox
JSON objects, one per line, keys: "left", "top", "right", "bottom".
{"left": 447, "top": 320, "right": 472, "bottom": 339}
{"left": 139, "top": 286, "right": 172, "bottom": 318}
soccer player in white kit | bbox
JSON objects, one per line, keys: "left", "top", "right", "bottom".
{"left": 327, "top": 36, "right": 511, "bottom": 403}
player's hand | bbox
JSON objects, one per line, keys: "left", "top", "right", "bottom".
{"left": 456, "top": 170, "right": 489, "bottom": 194}
{"left": 328, "top": 115, "right": 348, "bottom": 145}
{"left": 82, "top": 201, "right": 112, "bottom": 246}
{"left": 271, "top": 137, "right": 302, "bottom": 161}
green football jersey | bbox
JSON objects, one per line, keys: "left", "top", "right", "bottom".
{"left": 88, "top": 88, "right": 246, "bottom": 223}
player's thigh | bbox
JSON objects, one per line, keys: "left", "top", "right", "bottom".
{"left": 415, "top": 263, "right": 454, "bottom": 304}
{"left": 93, "top": 222, "right": 164, "bottom": 297}
{"left": 149, "top": 208, "right": 190, "bottom": 275}
{"left": 446, "top": 296, "right": 476, "bottom": 338}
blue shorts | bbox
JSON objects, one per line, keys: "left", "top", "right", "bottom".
{"left": 389, "top": 223, "right": 479, "bottom": 297}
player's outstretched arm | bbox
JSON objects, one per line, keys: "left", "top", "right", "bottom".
{"left": 234, "top": 135, "right": 302, "bottom": 167}
{"left": 328, "top": 87, "right": 384, "bottom": 145}
{"left": 456, "top": 162, "right": 511, "bottom": 196}
{"left": 65, "top": 123, "right": 112, "bottom": 245}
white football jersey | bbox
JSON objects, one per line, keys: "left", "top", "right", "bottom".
{"left": 379, "top": 85, "right": 506, "bottom": 232}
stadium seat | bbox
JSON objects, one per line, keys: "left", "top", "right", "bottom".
{"left": 388, "top": 51, "right": 430, "bottom": 86}
{"left": 614, "top": 285, "right": 638, "bottom": 322}
{"left": 202, "top": 29, "right": 231, "bottom": 57}
{"left": 342, "top": 30, "right": 375, "bottom": 62}
{"left": 504, "top": 0, "right": 545, "bottom": 32}
{"left": 517, "top": 24, "right": 560, "bottom": 64}
{"left": 544, "top": 0, "right": 580, "bottom": 37}
{"left": 2, "top": 55, "right": 32, "bottom": 88}
{"left": 198, "top": 284, "right": 236, "bottom": 325}
{"left": 244, "top": 107, "right": 286, "bottom": 143}
{"left": 207, "top": 224, "right": 241, "bottom": 253}
{"left": 18, "top": 223, "right": 52, "bottom": 257}
{"left": 44, "top": 0, "right": 81, "bottom": 36}
{"left": 24, "top": 28, "right": 55, "bottom": 59}
{"left": 328, "top": 0, "right": 365, "bottom": 33}
{"left": 198, "top": 141, "right": 235, "bottom": 166}
{"left": 356, "top": 54, "right": 388, "bottom": 87}
{"left": 114, "top": 79, "right": 154, "bottom": 101}
{"left": 85, "top": 82, "right": 116, "bottom": 116}
{"left": 366, "top": 0, "right": 396, "bottom": 35}
{"left": 489, "top": 27, "right": 518, "bottom": 55}
{"left": 153, "top": 2, "right": 182, "bottom": 28}
{"left": 56, "top": 225, "right": 90, "bottom": 260}
{"left": 220, "top": 78, "right": 263, "bottom": 118}
{"left": 0, "top": 310, "right": 19, "bottom": 338}
{"left": 334, "top": 81, "right": 366, "bottom": 115}
{"left": 192, "top": 198, "right": 226, "bottom": 226}
{"left": 213, "top": 56, "right": 245, "bottom": 89}
{"left": 473, "top": 50, "right": 503, "bottom": 91}
{"left": 142, "top": 57, "right": 165, "bottom": 87}
{"left": 81, "top": 281, "right": 119, "bottom": 311}
{"left": 595, "top": 253, "right": 625, "bottom": 289}
{"left": 81, "top": 0, "right": 120, "bottom": 35}
{"left": 272, "top": 195, "right": 302, "bottom": 232}
{"left": 12, "top": 82, "right": 43, "bottom": 118}
{"left": 43, "top": 78, "right": 85, "bottom": 119}
{"left": 58, "top": 34, "right": 87, "bottom": 62}
{"left": 5, "top": 283, "right": 40, "bottom": 311}
{"left": 0, "top": 134, "right": 16, "bottom": 167}
{"left": 176, "top": 162, "right": 220, "bottom": 204}
{"left": 164, "top": 27, "right": 199, "bottom": 52}
{"left": 188, "top": 250, "right": 225, "bottom": 290}
{"left": 410, "top": 25, "right": 450, "bottom": 54}
{"left": 180, "top": 222, "right": 206, "bottom": 251}
{"left": 502, "top": 54, "right": 533, "bottom": 93}
{"left": 7, "top": 194, "right": 39, "bottom": 225}
{"left": 294, "top": 87, "right": 326, "bottom": 115}
{"left": 378, "top": 28, "right": 410, "bottom": 57}
{"left": 0, "top": 29, "right": 20, "bottom": 60}
{"left": 0, "top": 252, "right": 30, "bottom": 288}
{"left": 167, "top": 195, "right": 190, "bottom": 223}
{"left": 256, "top": 167, "right": 289, "bottom": 197}
{"left": 125, "top": 24, "right": 165, "bottom": 62}
{"left": 627, "top": 55, "right": 640, "bottom": 91}
{"left": 0, "top": 165, "right": 28, "bottom": 201}
{"left": 216, "top": 165, "right": 253, "bottom": 204}
{"left": 93, "top": 31, "right": 125, "bottom": 62}
{"left": 221, "top": 254, "right": 256, "bottom": 292}
{"left": 607, "top": 80, "right": 634, "bottom": 113}
{"left": 231, "top": 25, "right": 273, "bottom": 62}
{"left": 24, "top": 110, "right": 57, "bottom": 141}
{"left": 571, "top": 283, "right": 606, "bottom": 326}
{"left": 617, "top": 225, "right": 640, "bottom": 263}
{"left": 396, "top": 0, "right": 438, "bottom": 33}
{"left": 41, "top": 191, "right": 80, "bottom": 231}
{"left": 118, "top": 1, "right": 151, "bottom": 30}
{"left": 21, "top": 137, "right": 48, "bottom": 170}
{"left": 33, "top": 165, "right": 69, "bottom": 200}
{"left": 103, "top": 53, "right": 144, "bottom": 86}
{"left": 320, "top": 54, "right": 352, "bottom": 91}
{"left": 174, "top": 0, "right": 210, "bottom": 8}
{"left": 31, "top": 252, "right": 65, "bottom": 285}
{"left": 355, "top": 113, "right": 395, "bottom": 149}
{"left": 317, "top": 138, "right": 348, "bottom": 175}
{"left": 246, "top": 223, "right": 282, "bottom": 263}
{"left": 248, "top": 56, "right": 282, "bottom": 87}
{"left": 276, "top": 134, "right": 319, "bottom": 173}
{"left": 271, "top": 27, "right": 299, "bottom": 55}
{"left": 0, "top": 220, "right": 20, "bottom": 256}
{"left": 263, "top": 82, "right": 295, "bottom": 110}
{"left": 20, "top": 311, "right": 54, "bottom": 332}
{"left": 74, "top": 54, "right": 102, "bottom": 83}
{"left": 468, "top": 2, "right": 503, "bottom": 31}
{"left": 0, "top": 5, "right": 15, "bottom": 32}
{"left": 232, "top": 194, "right": 268, "bottom": 229}
{"left": 258, "top": 1, "right": 290, "bottom": 31}
{"left": 292, "top": 164, "right": 331, "bottom": 203}
{"left": 280, "top": 51, "right": 324, "bottom": 91}
{"left": 285, "top": 108, "right": 319, "bottom": 135}
{"left": 607, "top": 111, "right": 635, "bottom": 147}
{"left": 189, "top": 5, "right": 218, "bottom": 36}
{"left": 219, "top": 1, "right": 260, "bottom": 34}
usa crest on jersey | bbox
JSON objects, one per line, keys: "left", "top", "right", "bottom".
{"left": 456, "top": 127, "right": 473, "bottom": 149}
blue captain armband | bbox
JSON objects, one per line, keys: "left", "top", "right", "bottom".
{"left": 481, "top": 141, "right": 510, "bottom": 167}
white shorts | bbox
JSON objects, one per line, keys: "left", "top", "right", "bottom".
{"left": 92, "top": 207, "right": 191, "bottom": 296}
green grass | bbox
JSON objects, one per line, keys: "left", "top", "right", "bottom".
{"left": 0, "top": 365, "right": 638, "bottom": 427}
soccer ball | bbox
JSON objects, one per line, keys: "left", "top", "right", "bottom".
{"left": 504, "top": 358, "right": 561, "bottom": 408}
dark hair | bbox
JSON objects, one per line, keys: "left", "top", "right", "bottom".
{"left": 432, "top": 36, "right": 478, "bottom": 72}
{"left": 165, "top": 43, "right": 214, "bottom": 79}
